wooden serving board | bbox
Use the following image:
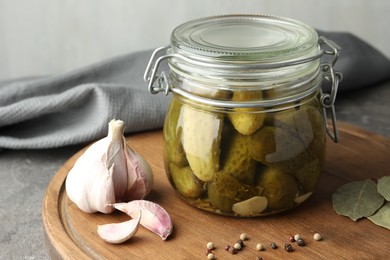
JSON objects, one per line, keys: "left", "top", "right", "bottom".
{"left": 42, "top": 122, "right": 390, "bottom": 259}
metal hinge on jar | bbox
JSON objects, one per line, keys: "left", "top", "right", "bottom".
{"left": 319, "top": 36, "right": 343, "bottom": 143}
{"left": 143, "top": 46, "right": 172, "bottom": 96}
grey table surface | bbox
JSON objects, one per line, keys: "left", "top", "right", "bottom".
{"left": 1, "top": 80, "right": 390, "bottom": 260}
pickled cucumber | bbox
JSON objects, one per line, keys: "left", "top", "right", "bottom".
{"left": 208, "top": 173, "right": 261, "bottom": 213}
{"left": 164, "top": 96, "right": 188, "bottom": 167}
{"left": 181, "top": 104, "right": 223, "bottom": 182}
{"left": 256, "top": 167, "right": 299, "bottom": 210}
{"left": 219, "top": 126, "right": 257, "bottom": 184}
{"left": 208, "top": 174, "right": 239, "bottom": 212}
{"left": 291, "top": 158, "right": 322, "bottom": 192}
{"left": 163, "top": 90, "right": 326, "bottom": 216}
{"left": 229, "top": 91, "right": 265, "bottom": 135}
{"left": 169, "top": 163, "right": 205, "bottom": 198}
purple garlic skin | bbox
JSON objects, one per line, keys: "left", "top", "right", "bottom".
{"left": 113, "top": 200, "right": 173, "bottom": 240}
{"left": 97, "top": 210, "right": 142, "bottom": 244}
{"left": 122, "top": 145, "right": 154, "bottom": 201}
{"left": 65, "top": 119, "right": 154, "bottom": 214}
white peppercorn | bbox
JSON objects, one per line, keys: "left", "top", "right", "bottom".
{"left": 233, "top": 242, "right": 242, "bottom": 250}
{"left": 313, "top": 233, "right": 322, "bottom": 241}
{"left": 256, "top": 243, "right": 265, "bottom": 251}
{"left": 206, "top": 242, "right": 215, "bottom": 250}
{"left": 239, "top": 233, "right": 248, "bottom": 241}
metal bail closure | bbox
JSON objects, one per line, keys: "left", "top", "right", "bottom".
{"left": 143, "top": 46, "right": 171, "bottom": 95}
{"left": 319, "top": 36, "right": 343, "bottom": 143}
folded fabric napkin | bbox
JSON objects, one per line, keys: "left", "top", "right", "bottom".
{"left": 0, "top": 31, "right": 389, "bottom": 149}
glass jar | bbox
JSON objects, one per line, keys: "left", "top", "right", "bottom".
{"left": 144, "top": 15, "right": 342, "bottom": 217}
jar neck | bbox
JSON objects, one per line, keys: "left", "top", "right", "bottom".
{"left": 168, "top": 58, "right": 322, "bottom": 109}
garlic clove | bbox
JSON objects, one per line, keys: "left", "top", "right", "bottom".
{"left": 65, "top": 119, "right": 129, "bottom": 213}
{"left": 65, "top": 146, "right": 117, "bottom": 214}
{"left": 294, "top": 192, "right": 313, "bottom": 204}
{"left": 113, "top": 200, "right": 173, "bottom": 240}
{"left": 232, "top": 196, "right": 268, "bottom": 216}
{"left": 97, "top": 210, "right": 142, "bottom": 244}
{"left": 65, "top": 119, "right": 155, "bottom": 214}
{"left": 122, "top": 144, "right": 154, "bottom": 201}
{"left": 107, "top": 120, "right": 129, "bottom": 201}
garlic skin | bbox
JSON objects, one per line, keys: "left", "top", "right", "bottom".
{"left": 113, "top": 200, "right": 173, "bottom": 240}
{"left": 97, "top": 210, "right": 141, "bottom": 244}
{"left": 122, "top": 146, "right": 154, "bottom": 201}
{"left": 65, "top": 119, "right": 154, "bottom": 214}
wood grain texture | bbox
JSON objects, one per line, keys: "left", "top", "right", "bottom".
{"left": 42, "top": 122, "right": 390, "bottom": 259}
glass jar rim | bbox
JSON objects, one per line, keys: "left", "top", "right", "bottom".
{"left": 170, "top": 14, "right": 320, "bottom": 65}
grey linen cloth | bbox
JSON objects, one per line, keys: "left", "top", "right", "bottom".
{"left": 0, "top": 50, "right": 170, "bottom": 149}
{"left": 0, "top": 32, "right": 389, "bottom": 150}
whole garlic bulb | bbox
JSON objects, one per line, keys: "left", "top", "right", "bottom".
{"left": 65, "top": 119, "right": 154, "bottom": 213}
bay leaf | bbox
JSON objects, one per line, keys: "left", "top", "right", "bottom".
{"left": 377, "top": 176, "right": 390, "bottom": 201}
{"left": 368, "top": 202, "right": 390, "bottom": 230}
{"left": 332, "top": 179, "right": 384, "bottom": 221}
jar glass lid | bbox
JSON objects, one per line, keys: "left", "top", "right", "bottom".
{"left": 171, "top": 14, "right": 319, "bottom": 63}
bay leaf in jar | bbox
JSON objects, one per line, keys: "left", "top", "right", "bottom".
{"left": 249, "top": 126, "right": 307, "bottom": 171}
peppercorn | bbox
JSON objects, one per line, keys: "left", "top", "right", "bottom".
{"left": 233, "top": 242, "right": 242, "bottom": 251}
{"left": 205, "top": 249, "right": 213, "bottom": 256}
{"left": 270, "top": 242, "right": 277, "bottom": 249}
{"left": 240, "top": 233, "right": 248, "bottom": 241}
{"left": 294, "top": 234, "right": 301, "bottom": 241}
{"left": 256, "top": 256, "right": 263, "bottom": 260}
{"left": 313, "top": 233, "right": 322, "bottom": 241}
{"left": 256, "top": 243, "right": 265, "bottom": 251}
{"left": 207, "top": 242, "right": 215, "bottom": 250}
{"left": 284, "top": 243, "right": 293, "bottom": 252}
{"left": 288, "top": 234, "right": 295, "bottom": 242}
{"left": 224, "top": 245, "right": 230, "bottom": 251}
{"left": 296, "top": 238, "right": 306, "bottom": 246}
{"left": 236, "top": 239, "right": 245, "bottom": 248}
{"left": 207, "top": 252, "right": 215, "bottom": 260}
{"left": 228, "top": 247, "right": 238, "bottom": 254}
